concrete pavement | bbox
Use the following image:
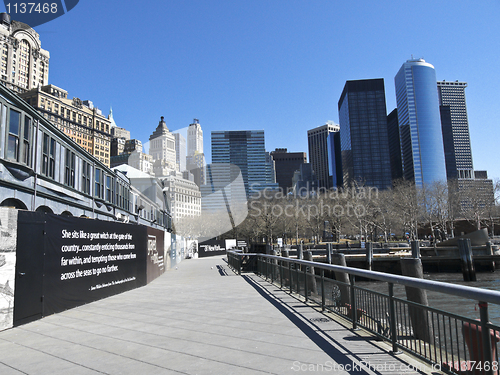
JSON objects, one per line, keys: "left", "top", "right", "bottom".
{"left": 0, "top": 255, "right": 443, "bottom": 374}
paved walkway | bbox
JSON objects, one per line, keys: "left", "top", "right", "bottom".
{"left": 0, "top": 256, "right": 443, "bottom": 375}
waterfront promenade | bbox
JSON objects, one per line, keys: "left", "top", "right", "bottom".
{"left": 0, "top": 256, "right": 442, "bottom": 374}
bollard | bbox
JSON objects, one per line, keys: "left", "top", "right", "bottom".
{"left": 366, "top": 242, "right": 373, "bottom": 270}
{"left": 462, "top": 308, "right": 499, "bottom": 375}
{"left": 304, "top": 251, "right": 318, "bottom": 296}
{"left": 487, "top": 241, "right": 495, "bottom": 271}
{"left": 298, "top": 243, "right": 303, "bottom": 260}
{"left": 331, "top": 253, "right": 350, "bottom": 306}
{"left": 400, "top": 258, "right": 433, "bottom": 343}
{"left": 411, "top": 240, "right": 420, "bottom": 259}
{"left": 458, "top": 238, "right": 476, "bottom": 282}
{"left": 326, "top": 243, "right": 332, "bottom": 264}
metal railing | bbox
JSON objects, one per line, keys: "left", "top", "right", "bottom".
{"left": 227, "top": 250, "right": 500, "bottom": 375}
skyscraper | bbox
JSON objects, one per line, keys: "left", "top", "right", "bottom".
{"left": 338, "top": 79, "right": 392, "bottom": 189}
{"left": 327, "top": 131, "right": 343, "bottom": 188}
{"left": 387, "top": 108, "right": 403, "bottom": 181}
{"left": 395, "top": 59, "right": 447, "bottom": 188}
{"left": 270, "top": 148, "right": 307, "bottom": 191}
{"left": 437, "top": 81, "right": 473, "bottom": 180}
{"left": 149, "top": 116, "right": 176, "bottom": 171}
{"left": 0, "top": 13, "right": 49, "bottom": 93}
{"left": 173, "top": 133, "right": 186, "bottom": 172}
{"left": 187, "top": 119, "right": 203, "bottom": 156}
{"left": 307, "top": 122, "right": 339, "bottom": 189}
{"left": 210, "top": 130, "right": 278, "bottom": 196}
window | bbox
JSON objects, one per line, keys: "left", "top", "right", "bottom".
{"left": 95, "top": 168, "right": 102, "bottom": 198}
{"left": 82, "top": 161, "right": 91, "bottom": 194}
{"left": 7, "top": 109, "right": 20, "bottom": 161}
{"left": 23, "top": 116, "right": 31, "bottom": 166}
{"left": 105, "top": 175, "right": 112, "bottom": 202}
{"left": 64, "top": 149, "right": 75, "bottom": 187}
{"left": 42, "top": 133, "right": 55, "bottom": 178}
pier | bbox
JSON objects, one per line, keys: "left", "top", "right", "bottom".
{"left": 0, "top": 255, "right": 438, "bottom": 374}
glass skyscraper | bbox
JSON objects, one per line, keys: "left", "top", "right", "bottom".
{"left": 395, "top": 59, "right": 447, "bottom": 188}
{"left": 437, "top": 81, "right": 474, "bottom": 180}
{"left": 210, "top": 130, "right": 278, "bottom": 196}
{"left": 338, "top": 79, "right": 392, "bottom": 189}
{"left": 307, "top": 122, "right": 339, "bottom": 189}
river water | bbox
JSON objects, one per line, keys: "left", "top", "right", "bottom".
{"left": 357, "top": 271, "right": 500, "bottom": 326}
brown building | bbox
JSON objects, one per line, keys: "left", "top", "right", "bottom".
{"left": 20, "top": 84, "right": 112, "bottom": 166}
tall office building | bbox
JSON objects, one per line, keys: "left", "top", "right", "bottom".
{"left": 210, "top": 130, "right": 278, "bottom": 196}
{"left": 437, "top": 81, "right": 473, "bottom": 180}
{"left": 187, "top": 118, "right": 203, "bottom": 156}
{"left": 395, "top": 59, "right": 447, "bottom": 188}
{"left": 173, "top": 133, "right": 186, "bottom": 172}
{"left": 270, "top": 148, "right": 307, "bottom": 191}
{"left": 387, "top": 108, "right": 403, "bottom": 180}
{"left": 338, "top": 79, "right": 392, "bottom": 189}
{"left": 307, "top": 122, "right": 339, "bottom": 189}
{"left": 149, "top": 116, "right": 176, "bottom": 171}
{"left": 0, "top": 13, "right": 49, "bottom": 93}
{"left": 326, "top": 131, "right": 343, "bottom": 188}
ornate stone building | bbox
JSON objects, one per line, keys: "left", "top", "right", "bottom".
{"left": 149, "top": 116, "right": 176, "bottom": 173}
{"left": 20, "top": 84, "right": 112, "bottom": 166}
{"left": 0, "top": 13, "right": 49, "bottom": 93}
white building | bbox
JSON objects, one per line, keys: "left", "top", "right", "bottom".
{"left": 149, "top": 116, "right": 176, "bottom": 171}
{"left": 0, "top": 13, "right": 49, "bottom": 93}
{"left": 187, "top": 118, "right": 203, "bottom": 156}
{"left": 173, "top": 132, "right": 186, "bottom": 172}
{"left": 162, "top": 171, "right": 201, "bottom": 221}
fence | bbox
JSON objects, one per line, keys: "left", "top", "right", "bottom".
{"left": 227, "top": 251, "right": 500, "bottom": 375}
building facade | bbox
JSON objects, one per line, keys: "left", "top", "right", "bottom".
{"left": 187, "top": 118, "right": 203, "bottom": 156}
{"left": 307, "top": 122, "right": 339, "bottom": 189}
{"left": 395, "top": 59, "right": 447, "bottom": 188}
{"left": 20, "top": 84, "right": 112, "bottom": 166}
{"left": 270, "top": 148, "right": 307, "bottom": 191}
{"left": 211, "top": 130, "right": 278, "bottom": 196}
{"left": 386, "top": 108, "right": 403, "bottom": 181}
{"left": 149, "top": 116, "right": 176, "bottom": 171}
{"left": 173, "top": 132, "right": 186, "bottom": 172}
{"left": 437, "top": 81, "right": 474, "bottom": 180}
{"left": 326, "top": 132, "right": 342, "bottom": 188}
{"left": 162, "top": 171, "right": 201, "bottom": 222}
{"left": 0, "top": 13, "right": 49, "bottom": 93}
{"left": 338, "top": 79, "right": 392, "bottom": 189}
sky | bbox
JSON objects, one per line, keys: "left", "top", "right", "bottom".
{"left": 3, "top": 0, "right": 500, "bottom": 180}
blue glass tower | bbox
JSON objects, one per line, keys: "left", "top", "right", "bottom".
{"left": 211, "top": 130, "right": 278, "bottom": 196}
{"left": 395, "top": 59, "right": 447, "bottom": 188}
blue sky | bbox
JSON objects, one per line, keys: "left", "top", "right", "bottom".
{"left": 3, "top": 0, "right": 500, "bottom": 179}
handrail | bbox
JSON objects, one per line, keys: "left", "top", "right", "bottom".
{"left": 228, "top": 251, "right": 500, "bottom": 305}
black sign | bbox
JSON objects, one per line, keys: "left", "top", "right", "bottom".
{"left": 42, "top": 214, "right": 147, "bottom": 315}
{"left": 146, "top": 227, "right": 165, "bottom": 283}
{"left": 198, "top": 240, "right": 226, "bottom": 258}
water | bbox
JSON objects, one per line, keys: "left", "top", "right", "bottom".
{"left": 357, "top": 271, "right": 500, "bottom": 326}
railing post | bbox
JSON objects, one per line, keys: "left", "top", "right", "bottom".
{"left": 279, "top": 259, "right": 283, "bottom": 288}
{"left": 304, "top": 264, "right": 308, "bottom": 301}
{"left": 289, "top": 262, "right": 293, "bottom": 294}
{"left": 349, "top": 275, "right": 357, "bottom": 330}
{"left": 479, "top": 302, "right": 494, "bottom": 375}
{"left": 321, "top": 269, "right": 325, "bottom": 311}
{"left": 388, "top": 283, "right": 401, "bottom": 354}
{"left": 238, "top": 254, "right": 241, "bottom": 275}
{"left": 296, "top": 262, "right": 300, "bottom": 295}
